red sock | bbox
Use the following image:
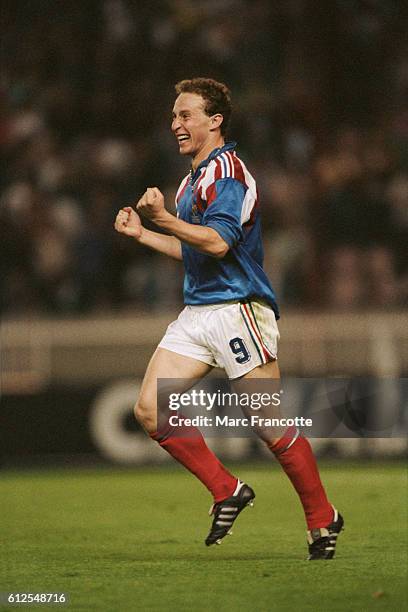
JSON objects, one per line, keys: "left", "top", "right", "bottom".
{"left": 269, "top": 428, "right": 333, "bottom": 529}
{"left": 150, "top": 421, "right": 237, "bottom": 503}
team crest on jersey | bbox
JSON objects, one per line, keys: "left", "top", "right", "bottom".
{"left": 191, "top": 204, "right": 201, "bottom": 224}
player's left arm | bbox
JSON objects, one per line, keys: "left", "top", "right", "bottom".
{"left": 136, "top": 187, "right": 229, "bottom": 258}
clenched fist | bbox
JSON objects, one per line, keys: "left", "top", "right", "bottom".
{"left": 136, "top": 187, "right": 166, "bottom": 221}
{"left": 114, "top": 206, "right": 143, "bottom": 240}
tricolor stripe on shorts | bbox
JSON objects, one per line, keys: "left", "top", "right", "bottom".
{"left": 239, "top": 302, "right": 275, "bottom": 365}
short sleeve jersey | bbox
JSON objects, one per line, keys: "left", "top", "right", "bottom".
{"left": 175, "top": 141, "right": 279, "bottom": 319}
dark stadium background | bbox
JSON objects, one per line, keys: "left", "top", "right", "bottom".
{"left": 1, "top": 4, "right": 407, "bottom": 612}
{"left": 1, "top": 0, "right": 407, "bottom": 465}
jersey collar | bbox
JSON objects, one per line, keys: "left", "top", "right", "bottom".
{"left": 191, "top": 141, "right": 237, "bottom": 181}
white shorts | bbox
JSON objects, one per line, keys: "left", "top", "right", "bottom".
{"left": 158, "top": 301, "right": 280, "bottom": 379}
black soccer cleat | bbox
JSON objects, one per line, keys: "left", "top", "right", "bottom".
{"left": 307, "top": 507, "right": 344, "bottom": 560}
{"left": 205, "top": 482, "right": 255, "bottom": 546}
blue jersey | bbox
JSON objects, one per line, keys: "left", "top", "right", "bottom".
{"left": 175, "top": 142, "right": 279, "bottom": 319}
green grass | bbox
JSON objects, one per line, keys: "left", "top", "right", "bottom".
{"left": 1, "top": 462, "right": 407, "bottom": 611}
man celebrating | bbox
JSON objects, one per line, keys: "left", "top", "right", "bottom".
{"left": 114, "top": 78, "right": 343, "bottom": 559}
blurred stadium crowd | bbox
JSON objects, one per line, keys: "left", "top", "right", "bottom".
{"left": 1, "top": 0, "right": 407, "bottom": 317}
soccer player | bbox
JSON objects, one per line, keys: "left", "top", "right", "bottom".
{"left": 114, "top": 78, "right": 343, "bottom": 559}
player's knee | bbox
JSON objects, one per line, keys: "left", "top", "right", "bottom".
{"left": 134, "top": 399, "right": 147, "bottom": 424}
{"left": 134, "top": 399, "right": 157, "bottom": 433}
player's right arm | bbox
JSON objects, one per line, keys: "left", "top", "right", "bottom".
{"left": 114, "top": 207, "right": 182, "bottom": 261}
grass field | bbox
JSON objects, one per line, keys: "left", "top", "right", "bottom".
{"left": 1, "top": 462, "right": 407, "bottom": 611}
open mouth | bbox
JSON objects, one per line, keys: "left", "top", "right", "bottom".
{"left": 177, "top": 134, "right": 190, "bottom": 143}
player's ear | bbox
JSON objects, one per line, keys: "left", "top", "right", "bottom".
{"left": 210, "top": 113, "right": 223, "bottom": 131}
